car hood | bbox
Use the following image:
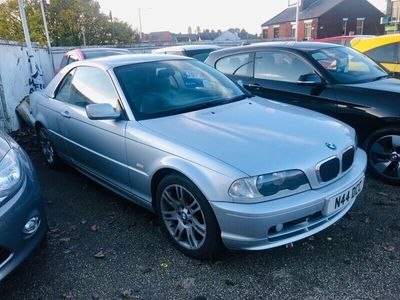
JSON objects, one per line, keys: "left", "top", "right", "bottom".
{"left": 0, "top": 131, "right": 11, "bottom": 161}
{"left": 348, "top": 78, "right": 400, "bottom": 93}
{"left": 139, "top": 97, "right": 354, "bottom": 176}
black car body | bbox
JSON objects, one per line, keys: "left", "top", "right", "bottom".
{"left": 205, "top": 42, "right": 400, "bottom": 184}
{"left": 152, "top": 45, "right": 221, "bottom": 62}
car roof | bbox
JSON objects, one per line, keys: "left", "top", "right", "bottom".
{"left": 209, "top": 41, "right": 340, "bottom": 57}
{"left": 70, "top": 53, "right": 192, "bottom": 70}
{"left": 351, "top": 34, "right": 400, "bottom": 50}
{"left": 67, "top": 48, "right": 131, "bottom": 55}
{"left": 153, "top": 44, "right": 221, "bottom": 52}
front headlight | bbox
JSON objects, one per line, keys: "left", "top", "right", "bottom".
{"left": 0, "top": 149, "right": 22, "bottom": 204}
{"left": 229, "top": 170, "right": 310, "bottom": 202}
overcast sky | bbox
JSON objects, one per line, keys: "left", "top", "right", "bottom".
{"left": 96, "top": 0, "right": 387, "bottom": 34}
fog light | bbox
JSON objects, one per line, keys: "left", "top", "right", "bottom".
{"left": 276, "top": 223, "right": 283, "bottom": 232}
{"left": 23, "top": 216, "right": 41, "bottom": 235}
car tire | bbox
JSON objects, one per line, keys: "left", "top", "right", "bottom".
{"left": 155, "top": 173, "right": 222, "bottom": 259}
{"left": 365, "top": 127, "right": 400, "bottom": 185}
{"left": 37, "top": 126, "right": 61, "bottom": 169}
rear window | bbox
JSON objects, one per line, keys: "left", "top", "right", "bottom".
{"left": 365, "top": 43, "right": 399, "bottom": 64}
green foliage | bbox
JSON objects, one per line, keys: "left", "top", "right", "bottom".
{"left": 0, "top": 0, "right": 139, "bottom": 46}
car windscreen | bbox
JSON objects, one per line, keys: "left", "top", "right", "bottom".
{"left": 310, "top": 46, "right": 387, "bottom": 84}
{"left": 114, "top": 59, "right": 246, "bottom": 120}
{"left": 186, "top": 49, "right": 219, "bottom": 62}
{"left": 84, "top": 50, "right": 129, "bottom": 59}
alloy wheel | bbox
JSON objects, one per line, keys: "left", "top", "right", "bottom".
{"left": 369, "top": 134, "right": 400, "bottom": 180}
{"left": 160, "top": 184, "right": 206, "bottom": 250}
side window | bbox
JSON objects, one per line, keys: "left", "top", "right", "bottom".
{"left": 68, "top": 55, "right": 79, "bottom": 64}
{"left": 55, "top": 69, "right": 75, "bottom": 103}
{"left": 366, "top": 43, "right": 399, "bottom": 64}
{"left": 215, "top": 53, "right": 253, "bottom": 77}
{"left": 60, "top": 55, "right": 68, "bottom": 68}
{"left": 254, "top": 51, "right": 315, "bottom": 82}
{"left": 56, "top": 67, "right": 119, "bottom": 108}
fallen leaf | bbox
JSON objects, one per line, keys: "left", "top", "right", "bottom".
{"left": 160, "top": 262, "right": 169, "bottom": 268}
{"left": 91, "top": 224, "right": 98, "bottom": 231}
{"left": 285, "top": 243, "right": 294, "bottom": 249}
{"left": 326, "top": 237, "right": 333, "bottom": 241}
{"left": 308, "top": 236, "right": 315, "bottom": 241}
{"left": 121, "top": 289, "right": 132, "bottom": 298}
{"left": 81, "top": 220, "right": 88, "bottom": 225}
{"left": 94, "top": 251, "right": 105, "bottom": 259}
{"left": 364, "top": 216, "right": 370, "bottom": 224}
{"left": 384, "top": 245, "right": 395, "bottom": 252}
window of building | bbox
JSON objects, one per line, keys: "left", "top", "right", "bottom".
{"left": 304, "top": 22, "right": 312, "bottom": 40}
{"left": 291, "top": 23, "right": 296, "bottom": 37}
{"left": 392, "top": 1, "right": 400, "bottom": 21}
{"left": 356, "top": 18, "right": 365, "bottom": 35}
{"left": 263, "top": 28, "right": 269, "bottom": 39}
{"left": 342, "top": 18, "right": 348, "bottom": 35}
{"left": 273, "top": 27, "right": 280, "bottom": 39}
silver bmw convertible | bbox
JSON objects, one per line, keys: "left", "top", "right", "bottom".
{"left": 31, "top": 54, "right": 367, "bottom": 258}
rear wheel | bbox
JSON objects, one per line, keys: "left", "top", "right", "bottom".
{"left": 156, "top": 174, "right": 222, "bottom": 259}
{"left": 365, "top": 127, "right": 400, "bottom": 185}
{"left": 37, "top": 126, "right": 60, "bottom": 168}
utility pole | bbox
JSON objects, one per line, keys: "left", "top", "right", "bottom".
{"left": 18, "top": 0, "right": 44, "bottom": 92}
{"left": 109, "top": 10, "right": 115, "bottom": 44}
{"left": 40, "top": 0, "right": 55, "bottom": 73}
{"left": 295, "top": 0, "right": 300, "bottom": 42}
{"left": 81, "top": 26, "right": 87, "bottom": 46}
{"left": 138, "top": 8, "right": 143, "bottom": 42}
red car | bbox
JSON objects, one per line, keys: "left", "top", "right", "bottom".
{"left": 57, "top": 48, "right": 131, "bottom": 73}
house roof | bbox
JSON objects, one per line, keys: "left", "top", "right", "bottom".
{"left": 262, "top": 0, "right": 345, "bottom": 27}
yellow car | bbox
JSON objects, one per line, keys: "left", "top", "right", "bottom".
{"left": 351, "top": 34, "right": 400, "bottom": 77}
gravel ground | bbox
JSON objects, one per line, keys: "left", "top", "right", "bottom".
{"left": 0, "top": 130, "right": 399, "bottom": 300}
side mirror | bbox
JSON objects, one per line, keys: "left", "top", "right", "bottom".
{"left": 297, "top": 73, "right": 323, "bottom": 85}
{"left": 86, "top": 103, "right": 120, "bottom": 120}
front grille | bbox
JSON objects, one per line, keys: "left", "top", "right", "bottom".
{"left": 342, "top": 147, "right": 355, "bottom": 173}
{"left": 0, "top": 247, "right": 11, "bottom": 266}
{"left": 318, "top": 157, "right": 340, "bottom": 182}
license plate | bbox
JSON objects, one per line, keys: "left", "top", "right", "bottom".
{"left": 323, "top": 177, "right": 364, "bottom": 216}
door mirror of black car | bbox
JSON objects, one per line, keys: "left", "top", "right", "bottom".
{"left": 86, "top": 103, "right": 120, "bottom": 120}
{"left": 297, "top": 73, "right": 323, "bottom": 85}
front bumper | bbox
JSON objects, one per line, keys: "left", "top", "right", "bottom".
{"left": 0, "top": 160, "right": 47, "bottom": 282}
{"left": 210, "top": 149, "right": 367, "bottom": 251}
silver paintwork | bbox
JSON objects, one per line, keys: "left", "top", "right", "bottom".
{"left": 30, "top": 54, "right": 367, "bottom": 250}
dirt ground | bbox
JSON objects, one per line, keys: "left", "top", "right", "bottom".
{"left": 1, "top": 129, "right": 399, "bottom": 299}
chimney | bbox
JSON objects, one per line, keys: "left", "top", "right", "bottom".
{"left": 300, "top": 0, "right": 317, "bottom": 11}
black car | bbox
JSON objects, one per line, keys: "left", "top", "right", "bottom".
{"left": 152, "top": 45, "right": 221, "bottom": 62}
{"left": 205, "top": 42, "right": 400, "bottom": 185}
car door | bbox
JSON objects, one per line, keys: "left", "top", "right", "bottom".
{"left": 246, "top": 50, "right": 338, "bottom": 117}
{"left": 57, "top": 66, "right": 130, "bottom": 191}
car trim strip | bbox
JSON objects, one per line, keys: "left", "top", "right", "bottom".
{"left": 48, "top": 129, "right": 149, "bottom": 177}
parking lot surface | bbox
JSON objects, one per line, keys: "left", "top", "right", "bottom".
{"left": 1, "top": 130, "right": 399, "bottom": 300}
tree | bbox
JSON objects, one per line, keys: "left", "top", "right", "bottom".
{"left": 0, "top": 0, "right": 139, "bottom": 46}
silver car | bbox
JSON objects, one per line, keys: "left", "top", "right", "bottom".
{"left": 31, "top": 54, "right": 367, "bottom": 258}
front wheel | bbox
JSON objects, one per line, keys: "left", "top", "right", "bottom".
{"left": 365, "top": 127, "right": 400, "bottom": 185}
{"left": 156, "top": 174, "right": 222, "bottom": 259}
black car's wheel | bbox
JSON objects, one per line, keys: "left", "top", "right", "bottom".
{"left": 37, "top": 126, "right": 60, "bottom": 168}
{"left": 155, "top": 174, "right": 222, "bottom": 259}
{"left": 365, "top": 127, "right": 400, "bottom": 185}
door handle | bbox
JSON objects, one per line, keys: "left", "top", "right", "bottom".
{"left": 246, "top": 83, "right": 262, "bottom": 89}
{"left": 60, "top": 111, "right": 71, "bottom": 118}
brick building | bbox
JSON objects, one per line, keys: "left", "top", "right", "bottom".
{"left": 261, "top": 0, "right": 384, "bottom": 41}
